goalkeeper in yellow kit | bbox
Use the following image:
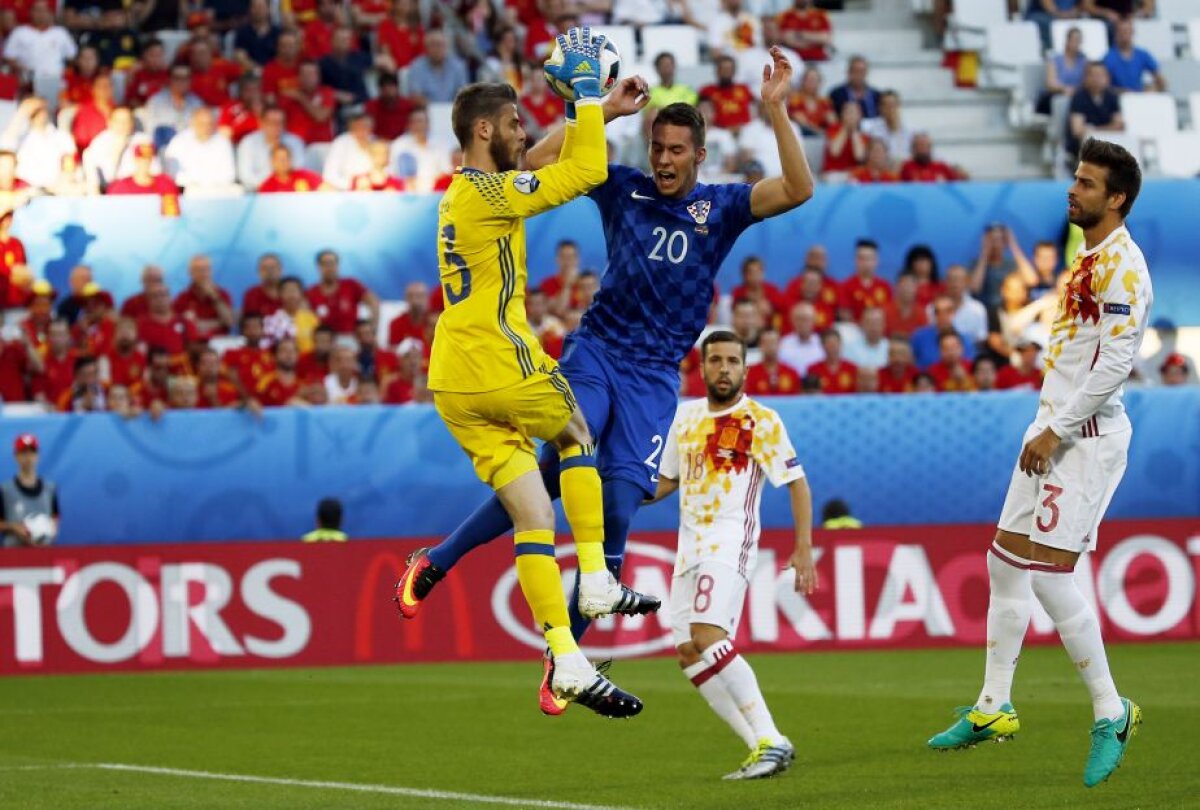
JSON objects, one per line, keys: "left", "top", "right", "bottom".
{"left": 404, "top": 28, "right": 645, "bottom": 717}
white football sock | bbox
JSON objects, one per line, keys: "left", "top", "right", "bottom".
{"left": 976, "top": 546, "right": 1032, "bottom": 712}
{"left": 700, "top": 639, "right": 785, "bottom": 745}
{"left": 682, "top": 660, "right": 757, "bottom": 749}
{"left": 1031, "top": 569, "right": 1123, "bottom": 722}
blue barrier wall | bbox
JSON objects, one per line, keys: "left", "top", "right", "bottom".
{"left": 13, "top": 179, "right": 1200, "bottom": 326}
{"left": 4, "top": 388, "right": 1197, "bottom": 545}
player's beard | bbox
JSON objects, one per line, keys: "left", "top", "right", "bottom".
{"left": 489, "top": 135, "right": 520, "bottom": 173}
{"left": 706, "top": 375, "right": 743, "bottom": 406}
{"left": 1068, "top": 202, "right": 1104, "bottom": 230}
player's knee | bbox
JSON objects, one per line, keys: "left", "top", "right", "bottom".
{"left": 690, "top": 624, "right": 728, "bottom": 652}
{"left": 676, "top": 642, "right": 701, "bottom": 668}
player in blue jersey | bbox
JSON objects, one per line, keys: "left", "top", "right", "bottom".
{"left": 396, "top": 47, "right": 814, "bottom": 713}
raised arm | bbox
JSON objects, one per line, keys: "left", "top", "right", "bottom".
{"left": 749, "top": 48, "right": 815, "bottom": 219}
{"left": 525, "top": 76, "right": 650, "bottom": 171}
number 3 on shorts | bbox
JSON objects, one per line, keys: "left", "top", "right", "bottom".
{"left": 1036, "top": 483, "right": 1063, "bottom": 533}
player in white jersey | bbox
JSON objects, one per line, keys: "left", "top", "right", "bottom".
{"left": 650, "top": 330, "right": 818, "bottom": 780}
{"left": 928, "top": 138, "right": 1148, "bottom": 788}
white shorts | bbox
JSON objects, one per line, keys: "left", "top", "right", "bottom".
{"left": 669, "top": 561, "right": 748, "bottom": 647}
{"left": 998, "top": 425, "right": 1130, "bottom": 553}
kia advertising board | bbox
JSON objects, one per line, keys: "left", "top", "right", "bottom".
{"left": 0, "top": 520, "right": 1196, "bottom": 674}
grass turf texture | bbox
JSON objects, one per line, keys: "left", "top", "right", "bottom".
{"left": 1, "top": 642, "right": 1196, "bottom": 809}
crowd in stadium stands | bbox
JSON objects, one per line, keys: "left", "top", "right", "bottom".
{"left": 0, "top": 0, "right": 1192, "bottom": 410}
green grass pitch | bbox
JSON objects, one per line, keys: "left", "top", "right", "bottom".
{"left": 1, "top": 642, "right": 1197, "bottom": 809}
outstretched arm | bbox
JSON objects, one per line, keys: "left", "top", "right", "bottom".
{"left": 750, "top": 48, "right": 815, "bottom": 219}
{"left": 526, "top": 76, "right": 650, "bottom": 171}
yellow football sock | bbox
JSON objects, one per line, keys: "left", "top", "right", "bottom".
{"left": 513, "top": 529, "right": 571, "bottom": 632}
{"left": 544, "top": 626, "right": 579, "bottom": 659}
{"left": 559, "top": 444, "right": 606, "bottom": 575}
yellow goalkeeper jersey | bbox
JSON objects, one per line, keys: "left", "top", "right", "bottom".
{"left": 428, "top": 101, "right": 607, "bottom": 394}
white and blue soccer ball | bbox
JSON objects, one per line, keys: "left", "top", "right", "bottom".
{"left": 543, "top": 35, "right": 621, "bottom": 101}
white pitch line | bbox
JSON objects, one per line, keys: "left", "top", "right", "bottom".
{"left": 55, "top": 763, "right": 632, "bottom": 810}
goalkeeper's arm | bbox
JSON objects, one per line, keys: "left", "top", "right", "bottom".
{"left": 526, "top": 77, "right": 649, "bottom": 170}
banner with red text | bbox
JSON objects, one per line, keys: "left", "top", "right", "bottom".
{"left": 1, "top": 519, "right": 1197, "bottom": 674}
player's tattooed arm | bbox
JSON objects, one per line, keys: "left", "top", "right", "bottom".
{"left": 749, "top": 47, "right": 815, "bottom": 219}
{"left": 524, "top": 76, "right": 650, "bottom": 170}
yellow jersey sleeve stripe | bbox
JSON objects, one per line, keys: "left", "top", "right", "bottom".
{"left": 497, "top": 234, "right": 535, "bottom": 376}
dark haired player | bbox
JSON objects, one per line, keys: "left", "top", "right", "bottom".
{"left": 398, "top": 47, "right": 815, "bottom": 715}
{"left": 928, "top": 138, "right": 1150, "bottom": 788}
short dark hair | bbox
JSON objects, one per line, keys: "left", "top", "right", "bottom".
{"left": 654, "top": 51, "right": 674, "bottom": 69}
{"left": 971, "top": 356, "right": 996, "bottom": 373}
{"left": 820, "top": 327, "right": 841, "bottom": 343}
{"left": 451, "top": 82, "right": 518, "bottom": 150}
{"left": 1079, "top": 137, "right": 1142, "bottom": 218}
{"left": 821, "top": 498, "right": 851, "bottom": 522}
{"left": 556, "top": 239, "right": 578, "bottom": 250}
{"left": 316, "top": 497, "right": 343, "bottom": 530}
{"left": 1033, "top": 240, "right": 1057, "bottom": 252}
{"left": 938, "top": 329, "right": 963, "bottom": 347}
{"left": 378, "top": 71, "right": 399, "bottom": 88}
{"left": 316, "top": 248, "right": 338, "bottom": 264}
{"left": 240, "top": 312, "right": 263, "bottom": 329}
{"left": 315, "top": 324, "right": 335, "bottom": 336}
{"left": 73, "top": 355, "right": 96, "bottom": 373}
{"left": 701, "top": 329, "right": 746, "bottom": 361}
{"left": 856, "top": 238, "right": 879, "bottom": 252}
{"left": 141, "top": 38, "right": 163, "bottom": 55}
{"left": 654, "top": 102, "right": 706, "bottom": 148}
{"left": 279, "top": 274, "right": 303, "bottom": 290}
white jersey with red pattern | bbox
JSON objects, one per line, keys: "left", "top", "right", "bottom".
{"left": 1037, "top": 225, "right": 1152, "bottom": 440}
{"left": 660, "top": 394, "right": 805, "bottom": 579}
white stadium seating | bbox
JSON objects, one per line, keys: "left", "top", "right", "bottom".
{"left": 1120, "top": 92, "right": 1179, "bottom": 138}
{"left": 1188, "top": 19, "right": 1200, "bottom": 59}
{"left": 943, "top": 0, "right": 1009, "bottom": 52}
{"left": 641, "top": 25, "right": 701, "bottom": 68}
{"left": 1190, "top": 92, "right": 1200, "bottom": 127}
{"left": 1152, "top": 131, "right": 1200, "bottom": 177}
{"left": 981, "top": 21, "right": 1042, "bottom": 88}
{"left": 1132, "top": 19, "right": 1177, "bottom": 62}
{"left": 1157, "top": 0, "right": 1200, "bottom": 25}
{"left": 592, "top": 25, "right": 638, "bottom": 68}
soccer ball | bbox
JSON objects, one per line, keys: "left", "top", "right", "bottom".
{"left": 543, "top": 36, "right": 621, "bottom": 101}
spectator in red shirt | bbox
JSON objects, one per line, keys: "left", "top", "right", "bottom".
{"left": 877, "top": 337, "right": 919, "bottom": 393}
{"left": 927, "top": 331, "right": 975, "bottom": 392}
{"left": 21, "top": 281, "right": 54, "bottom": 351}
{"left": 745, "top": 327, "right": 802, "bottom": 395}
{"left": 302, "top": 0, "right": 351, "bottom": 61}
{"left": 307, "top": 249, "right": 378, "bottom": 334}
{"left": 218, "top": 74, "right": 265, "bottom": 144}
{"left": 60, "top": 45, "right": 101, "bottom": 108}
{"left": 0, "top": 317, "right": 42, "bottom": 402}
{"left": 297, "top": 323, "right": 334, "bottom": 381}
{"left": 732, "top": 256, "right": 789, "bottom": 331}
{"left": 120, "top": 265, "right": 166, "bottom": 321}
{"left": 242, "top": 252, "right": 284, "bottom": 317}
{"left": 839, "top": 238, "right": 892, "bottom": 321}
{"left": 387, "top": 280, "right": 428, "bottom": 348}
{"left": 883, "top": 272, "right": 928, "bottom": 338}
{"left": 350, "top": 141, "right": 406, "bottom": 191}
{"left": 525, "top": 287, "right": 565, "bottom": 358}
{"left": 100, "top": 317, "right": 145, "bottom": 388}
{"left": 259, "top": 143, "right": 329, "bottom": 192}
{"left": 522, "top": 0, "right": 559, "bottom": 62}
{"left": 71, "top": 73, "right": 116, "bottom": 152}
{"left": 73, "top": 282, "right": 116, "bottom": 357}
{"left": 807, "top": 328, "right": 857, "bottom": 395}
{"left": 902, "top": 243, "right": 942, "bottom": 307}
{"left": 126, "top": 39, "right": 170, "bottom": 107}
{"left": 173, "top": 254, "right": 234, "bottom": 338}
{"left": 777, "top": 0, "right": 832, "bottom": 62}
{"left": 784, "top": 266, "right": 836, "bottom": 333}
{"left": 539, "top": 238, "right": 581, "bottom": 318}
{"left": 138, "top": 284, "right": 198, "bottom": 358}
{"left": 223, "top": 312, "right": 274, "bottom": 392}
{"left": 32, "top": 319, "right": 75, "bottom": 407}
{"left": 0, "top": 209, "right": 27, "bottom": 310}
{"left": 786, "top": 65, "right": 837, "bottom": 137}
{"left": 823, "top": 100, "right": 867, "bottom": 173}
{"left": 348, "top": 0, "right": 388, "bottom": 37}
{"left": 188, "top": 38, "right": 241, "bottom": 107}
{"left": 699, "top": 55, "right": 754, "bottom": 131}
{"left": 519, "top": 75, "right": 564, "bottom": 139}
{"left": 383, "top": 345, "right": 422, "bottom": 404}
{"left": 280, "top": 60, "right": 336, "bottom": 144}
{"left": 731, "top": 297, "right": 763, "bottom": 350}
{"left": 972, "top": 356, "right": 998, "bottom": 392}
{"left": 56, "top": 355, "right": 107, "bottom": 413}
{"left": 900, "top": 132, "right": 967, "bottom": 183}
{"left": 996, "top": 339, "right": 1044, "bottom": 390}
{"left": 375, "top": 0, "right": 424, "bottom": 71}
{"left": 195, "top": 346, "right": 244, "bottom": 408}
{"left": 353, "top": 318, "right": 398, "bottom": 387}
{"left": 365, "top": 72, "right": 413, "bottom": 140}
{"left": 256, "top": 336, "right": 308, "bottom": 406}
{"left": 105, "top": 143, "right": 182, "bottom": 211}
{"left": 262, "top": 29, "right": 302, "bottom": 103}
{"left": 849, "top": 138, "right": 899, "bottom": 184}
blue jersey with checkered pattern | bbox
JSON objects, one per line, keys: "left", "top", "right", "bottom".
{"left": 577, "top": 164, "right": 758, "bottom": 368}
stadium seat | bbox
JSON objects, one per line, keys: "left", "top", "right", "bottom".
{"left": 1132, "top": 19, "right": 1177, "bottom": 61}
{"left": 0, "top": 100, "right": 16, "bottom": 137}
{"left": 1120, "top": 92, "right": 1179, "bottom": 137}
{"left": 158, "top": 30, "right": 191, "bottom": 65}
{"left": 1157, "top": 0, "right": 1198, "bottom": 24}
{"left": 305, "top": 142, "right": 331, "bottom": 173}
{"left": 1085, "top": 129, "right": 1142, "bottom": 159}
{"left": 981, "top": 21, "right": 1042, "bottom": 88}
{"left": 1187, "top": 19, "right": 1200, "bottom": 58}
{"left": 183, "top": 185, "right": 246, "bottom": 198}
{"left": 641, "top": 25, "right": 701, "bottom": 68}
{"left": 426, "top": 102, "right": 454, "bottom": 150}
{"left": 1052, "top": 19, "right": 1109, "bottom": 61}
{"left": 1151, "top": 131, "right": 1200, "bottom": 177}
{"left": 1160, "top": 61, "right": 1200, "bottom": 102}
{"left": 592, "top": 25, "right": 639, "bottom": 66}
{"left": 943, "top": 0, "right": 1009, "bottom": 52}
{"left": 1190, "top": 91, "right": 1200, "bottom": 127}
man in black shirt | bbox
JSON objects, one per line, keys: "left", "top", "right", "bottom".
{"left": 1065, "top": 61, "right": 1123, "bottom": 159}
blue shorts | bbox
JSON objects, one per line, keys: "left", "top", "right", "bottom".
{"left": 558, "top": 333, "right": 680, "bottom": 498}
